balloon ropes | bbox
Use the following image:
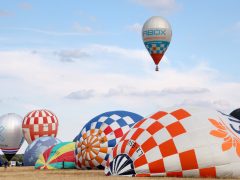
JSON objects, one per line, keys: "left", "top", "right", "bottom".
{"left": 142, "top": 16, "right": 172, "bottom": 71}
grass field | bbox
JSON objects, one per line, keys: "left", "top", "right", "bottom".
{"left": 0, "top": 167, "right": 231, "bottom": 180}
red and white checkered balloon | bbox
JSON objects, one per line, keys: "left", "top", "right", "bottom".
{"left": 22, "top": 109, "right": 59, "bottom": 144}
{"left": 105, "top": 107, "right": 240, "bottom": 178}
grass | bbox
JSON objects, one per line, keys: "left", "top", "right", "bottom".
{"left": 0, "top": 167, "right": 235, "bottom": 180}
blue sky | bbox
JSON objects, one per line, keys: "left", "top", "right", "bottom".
{"left": 0, "top": 0, "right": 240, "bottom": 153}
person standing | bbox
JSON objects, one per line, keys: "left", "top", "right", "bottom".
{"left": 4, "top": 161, "right": 8, "bottom": 169}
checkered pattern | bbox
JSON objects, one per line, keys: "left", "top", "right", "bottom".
{"left": 22, "top": 110, "right": 59, "bottom": 144}
{"left": 75, "top": 111, "right": 143, "bottom": 169}
{"left": 144, "top": 41, "right": 170, "bottom": 55}
{"left": 105, "top": 108, "right": 218, "bottom": 177}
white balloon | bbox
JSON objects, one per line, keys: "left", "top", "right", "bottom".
{"left": 0, "top": 113, "right": 24, "bottom": 160}
{"left": 142, "top": 16, "right": 172, "bottom": 71}
{"left": 105, "top": 106, "right": 240, "bottom": 178}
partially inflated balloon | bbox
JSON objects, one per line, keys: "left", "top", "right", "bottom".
{"left": 23, "top": 136, "right": 61, "bottom": 166}
{"left": 22, "top": 109, "right": 59, "bottom": 144}
{"left": 105, "top": 107, "right": 240, "bottom": 178}
{"left": 0, "top": 113, "right": 24, "bottom": 161}
{"left": 35, "top": 142, "right": 75, "bottom": 169}
{"left": 142, "top": 16, "right": 172, "bottom": 71}
{"left": 230, "top": 108, "right": 240, "bottom": 122}
{"left": 75, "top": 111, "right": 143, "bottom": 169}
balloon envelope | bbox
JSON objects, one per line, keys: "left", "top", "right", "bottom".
{"left": 142, "top": 16, "right": 172, "bottom": 71}
{"left": 35, "top": 142, "right": 75, "bottom": 169}
{"left": 22, "top": 109, "right": 59, "bottom": 144}
{"left": 75, "top": 111, "right": 143, "bottom": 169}
{"left": 105, "top": 107, "right": 240, "bottom": 178}
{"left": 23, "top": 136, "right": 61, "bottom": 166}
{"left": 230, "top": 108, "right": 240, "bottom": 121}
{"left": 0, "top": 113, "right": 24, "bottom": 161}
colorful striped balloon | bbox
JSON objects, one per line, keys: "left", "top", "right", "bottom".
{"left": 35, "top": 142, "right": 75, "bottom": 169}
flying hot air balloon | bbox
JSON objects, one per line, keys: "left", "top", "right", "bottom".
{"left": 142, "top": 16, "right": 172, "bottom": 71}
{"left": 22, "top": 109, "right": 59, "bottom": 144}
{"left": 0, "top": 113, "right": 24, "bottom": 161}
{"left": 105, "top": 107, "right": 240, "bottom": 178}
{"left": 75, "top": 111, "right": 143, "bottom": 169}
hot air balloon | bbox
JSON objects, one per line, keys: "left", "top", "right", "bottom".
{"left": 22, "top": 109, "right": 59, "bottom": 144}
{"left": 35, "top": 142, "right": 75, "bottom": 169}
{"left": 230, "top": 108, "right": 240, "bottom": 122}
{"left": 142, "top": 16, "right": 172, "bottom": 71}
{"left": 105, "top": 107, "right": 240, "bottom": 178}
{"left": 73, "top": 134, "right": 79, "bottom": 142}
{"left": 23, "top": 136, "right": 61, "bottom": 166}
{"left": 75, "top": 111, "right": 143, "bottom": 169}
{"left": 0, "top": 113, "right": 24, "bottom": 161}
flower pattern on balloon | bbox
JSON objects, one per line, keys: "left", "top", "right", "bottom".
{"left": 209, "top": 118, "right": 240, "bottom": 157}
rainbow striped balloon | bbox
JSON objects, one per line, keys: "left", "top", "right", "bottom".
{"left": 35, "top": 142, "right": 75, "bottom": 169}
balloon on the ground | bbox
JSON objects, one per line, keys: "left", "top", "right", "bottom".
{"left": 35, "top": 142, "right": 75, "bottom": 169}
{"left": 75, "top": 111, "right": 143, "bottom": 169}
{"left": 22, "top": 109, "right": 59, "bottom": 144}
{"left": 23, "top": 136, "right": 61, "bottom": 166}
{"left": 105, "top": 107, "right": 240, "bottom": 178}
{"left": 0, "top": 113, "right": 24, "bottom": 161}
{"left": 230, "top": 108, "right": 240, "bottom": 122}
{"left": 142, "top": 16, "right": 172, "bottom": 71}
{"left": 73, "top": 134, "right": 79, "bottom": 142}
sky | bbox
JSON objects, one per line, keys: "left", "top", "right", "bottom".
{"left": 0, "top": 0, "right": 240, "bottom": 154}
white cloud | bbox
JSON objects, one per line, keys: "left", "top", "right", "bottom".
{"left": 127, "top": 23, "right": 142, "bottom": 33}
{"left": 65, "top": 90, "right": 95, "bottom": 100}
{"left": 0, "top": 45, "right": 239, "bottom": 153}
{"left": 0, "top": 27, "right": 94, "bottom": 36}
{"left": 55, "top": 49, "right": 90, "bottom": 62}
{"left": 73, "top": 22, "right": 93, "bottom": 33}
{"left": 133, "top": 0, "right": 181, "bottom": 14}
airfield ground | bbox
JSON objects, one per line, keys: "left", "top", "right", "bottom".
{"left": 0, "top": 167, "right": 234, "bottom": 180}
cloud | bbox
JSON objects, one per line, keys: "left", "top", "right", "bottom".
{"left": 73, "top": 22, "right": 93, "bottom": 33}
{"left": 161, "top": 87, "right": 210, "bottom": 95}
{"left": 0, "top": 10, "right": 13, "bottom": 17}
{"left": 89, "top": 44, "right": 148, "bottom": 61}
{"left": 53, "top": 43, "right": 146, "bottom": 63}
{"left": 65, "top": 90, "right": 95, "bottom": 100}
{"left": 55, "top": 49, "right": 90, "bottom": 62}
{"left": 0, "top": 47, "right": 239, "bottom": 154}
{"left": 104, "top": 86, "right": 209, "bottom": 98}
{"left": 63, "top": 86, "right": 210, "bottom": 101}
{"left": 127, "top": 23, "right": 142, "bottom": 33}
{"left": 133, "top": 0, "right": 181, "bottom": 14}
{"left": 0, "top": 27, "right": 94, "bottom": 36}
{"left": 19, "top": 2, "right": 32, "bottom": 10}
